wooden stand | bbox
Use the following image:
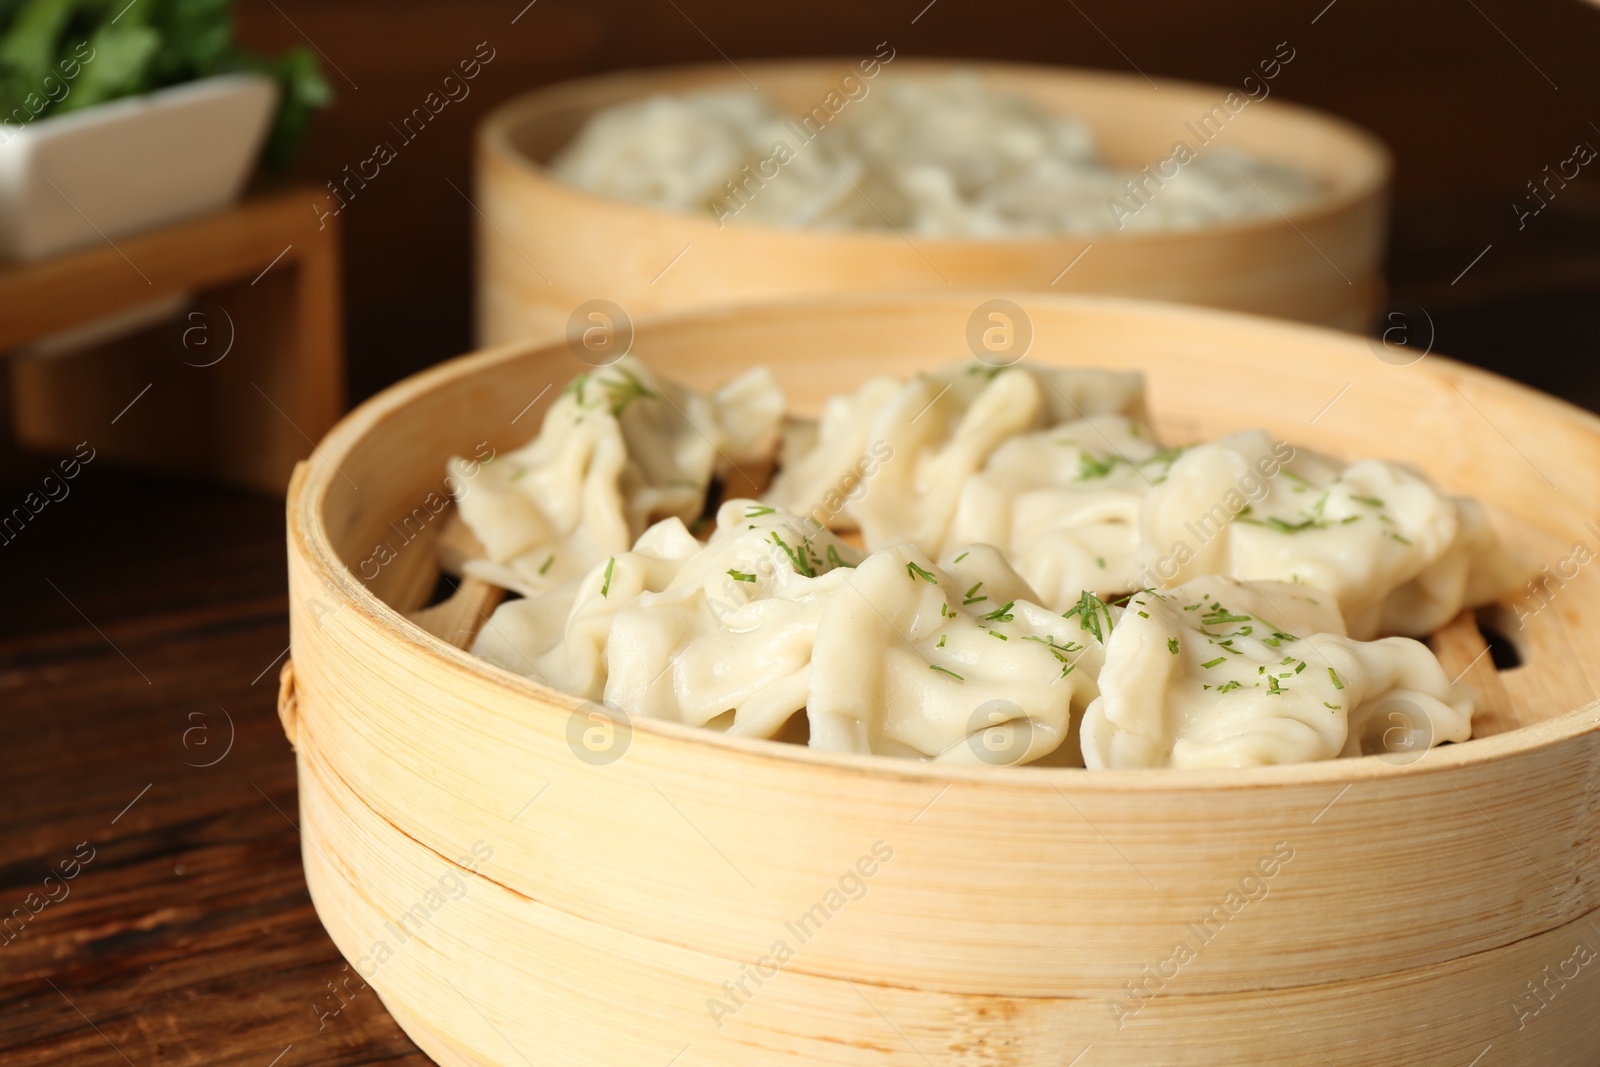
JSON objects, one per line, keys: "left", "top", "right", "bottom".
{"left": 0, "top": 188, "right": 344, "bottom": 494}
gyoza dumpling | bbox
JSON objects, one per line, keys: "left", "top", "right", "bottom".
{"left": 602, "top": 501, "right": 865, "bottom": 739}
{"left": 448, "top": 358, "right": 783, "bottom": 596}
{"left": 1136, "top": 430, "right": 1520, "bottom": 638}
{"left": 1081, "top": 576, "right": 1474, "bottom": 770}
{"left": 806, "top": 542, "right": 1111, "bottom": 763}
{"left": 940, "top": 415, "right": 1181, "bottom": 606}
{"left": 763, "top": 360, "right": 1147, "bottom": 547}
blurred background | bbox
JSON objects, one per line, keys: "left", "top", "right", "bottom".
{"left": 246, "top": 0, "right": 1600, "bottom": 401}
{"left": 2, "top": 2, "right": 1597, "bottom": 1062}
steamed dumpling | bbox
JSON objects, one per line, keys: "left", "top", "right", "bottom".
{"left": 448, "top": 358, "right": 783, "bottom": 596}
{"left": 1136, "top": 430, "right": 1520, "bottom": 638}
{"left": 1081, "top": 576, "right": 1474, "bottom": 769}
{"left": 764, "top": 361, "right": 1148, "bottom": 549}
{"left": 939, "top": 415, "right": 1179, "bottom": 606}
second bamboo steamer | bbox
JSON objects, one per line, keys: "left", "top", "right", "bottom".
{"left": 474, "top": 59, "right": 1390, "bottom": 346}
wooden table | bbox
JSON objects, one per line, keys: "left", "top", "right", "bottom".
{"left": 0, "top": 189, "right": 345, "bottom": 495}
{"left": 0, "top": 194, "right": 1596, "bottom": 1065}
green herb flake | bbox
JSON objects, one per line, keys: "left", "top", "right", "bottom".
{"left": 1217, "top": 680, "right": 1242, "bottom": 694}
{"left": 600, "top": 557, "right": 616, "bottom": 597}
{"left": 937, "top": 635, "right": 946, "bottom": 648}
{"left": 1062, "top": 590, "right": 1114, "bottom": 642}
{"left": 599, "top": 366, "right": 658, "bottom": 416}
{"left": 746, "top": 505, "right": 776, "bottom": 518}
{"left": 981, "top": 601, "right": 1016, "bottom": 623}
{"left": 953, "top": 551, "right": 969, "bottom": 563}
{"left": 1201, "top": 656, "right": 1227, "bottom": 669}
{"left": 1351, "top": 495, "right": 1384, "bottom": 507}
{"left": 906, "top": 560, "right": 938, "bottom": 584}
{"left": 989, "top": 630, "right": 1008, "bottom": 641}
{"left": 771, "top": 532, "right": 815, "bottom": 577}
{"left": 1328, "top": 667, "right": 1345, "bottom": 690}
{"left": 1078, "top": 453, "right": 1120, "bottom": 480}
{"left": 930, "top": 664, "right": 965, "bottom": 681}
{"left": 963, "top": 581, "right": 988, "bottom": 606}
{"left": 1168, "top": 638, "right": 1180, "bottom": 654}
{"left": 728, "top": 569, "right": 757, "bottom": 583}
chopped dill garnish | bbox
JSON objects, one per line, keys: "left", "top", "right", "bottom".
{"left": 937, "top": 635, "right": 946, "bottom": 648}
{"left": 1323, "top": 702, "right": 1341, "bottom": 710}
{"left": 963, "top": 582, "right": 988, "bottom": 606}
{"left": 1062, "top": 590, "right": 1114, "bottom": 642}
{"left": 1391, "top": 532, "right": 1413, "bottom": 545}
{"left": 599, "top": 366, "right": 657, "bottom": 416}
{"left": 1328, "top": 667, "right": 1345, "bottom": 690}
{"left": 1078, "top": 453, "right": 1120, "bottom": 480}
{"left": 1267, "top": 675, "right": 1284, "bottom": 695}
{"left": 982, "top": 601, "right": 1016, "bottom": 623}
{"left": 989, "top": 630, "right": 1008, "bottom": 641}
{"left": 561, "top": 373, "right": 591, "bottom": 405}
{"left": 1200, "top": 607, "right": 1252, "bottom": 628}
{"left": 770, "top": 532, "right": 815, "bottom": 577}
{"left": 1023, "top": 633, "right": 1084, "bottom": 676}
{"left": 746, "top": 505, "right": 776, "bottom": 517}
{"left": 600, "top": 557, "right": 616, "bottom": 597}
{"left": 1168, "top": 638, "right": 1180, "bottom": 654}
{"left": 1294, "top": 661, "right": 1306, "bottom": 673}
{"left": 728, "top": 569, "right": 756, "bottom": 583}
{"left": 826, "top": 544, "right": 853, "bottom": 569}
{"left": 1217, "top": 679, "right": 1242, "bottom": 693}
{"left": 1201, "top": 656, "right": 1226, "bottom": 669}
{"left": 539, "top": 554, "right": 555, "bottom": 575}
{"left": 930, "top": 664, "right": 964, "bottom": 681}
{"left": 1350, "top": 495, "right": 1384, "bottom": 507}
{"left": 953, "top": 551, "right": 969, "bottom": 563}
{"left": 940, "top": 602, "right": 949, "bottom": 617}
{"left": 1262, "top": 631, "right": 1297, "bottom": 648}
{"left": 907, "top": 561, "right": 938, "bottom": 584}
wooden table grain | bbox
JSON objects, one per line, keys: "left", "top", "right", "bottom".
{"left": 1, "top": 192, "right": 1596, "bottom": 1065}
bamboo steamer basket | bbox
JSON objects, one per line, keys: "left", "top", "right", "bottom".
{"left": 283, "top": 293, "right": 1600, "bottom": 1066}
{"left": 474, "top": 60, "right": 1391, "bottom": 347}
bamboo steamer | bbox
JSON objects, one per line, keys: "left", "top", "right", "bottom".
{"left": 283, "top": 294, "right": 1600, "bottom": 1066}
{"left": 474, "top": 60, "right": 1391, "bottom": 347}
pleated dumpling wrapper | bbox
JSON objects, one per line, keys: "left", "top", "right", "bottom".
{"left": 1136, "top": 429, "right": 1522, "bottom": 639}
{"left": 446, "top": 357, "right": 783, "bottom": 596}
{"left": 763, "top": 360, "right": 1148, "bottom": 550}
{"left": 940, "top": 414, "right": 1183, "bottom": 606}
{"left": 1081, "top": 576, "right": 1474, "bottom": 770}
{"left": 478, "top": 499, "right": 1108, "bottom": 764}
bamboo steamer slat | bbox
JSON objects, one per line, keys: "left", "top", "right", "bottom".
{"left": 285, "top": 294, "right": 1600, "bottom": 1065}
{"left": 474, "top": 61, "right": 1391, "bottom": 346}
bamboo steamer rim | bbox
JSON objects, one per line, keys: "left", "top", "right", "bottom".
{"left": 476, "top": 58, "right": 1394, "bottom": 248}
{"left": 289, "top": 291, "right": 1600, "bottom": 793}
